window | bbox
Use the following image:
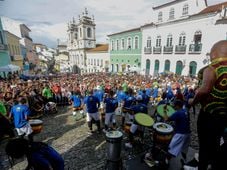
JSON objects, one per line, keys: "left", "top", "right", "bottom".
{"left": 97, "top": 59, "right": 99, "bottom": 66}
{"left": 111, "top": 40, "right": 114, "bottom": 51}
{"left": 127, "top": 37, "right": 131, "bottom": 49}
{"left": 0, "top": 31, "right": 3, "bottom": 44}
{"left": 147, "top": 37, "right": 151, "bottom": 47}
{"left": 158, "top": 12, "right": 163, "bottom": 22}
{"left": 164, "top": 60, "right": 171, "bottom": 71}
{"left": 156, "top": 36, "right": 161, "bottom": 47}
{"left": 80, "top": 28, "right": 82, "bottom": 38}
{"left": 182, "top": 4, "right": 189, "bottom": 16}
{"left": 121, "top": 39, "right": 125, "bottom": 49}
{"left": 135, "top": 37, "right": 139, "bottom": 49}
{"left": 88, "top": 59, "right": 90, "bottom": 65}
{"left": 194, "top": 31, "right": 202, "bottom": 43}
{"left": 101, "top": 59, "right": 103, "bottom": 66}
{"left": 169, "top": 8, "right": 175, "bottom": 20}
{"left": 94, "top": 59, "right": 96, "bottom": 66}
{"left": 91, "top": 59, "right": 93, "bottom": 65}
{"left": 116, "top": 39, "right": 119, "bottom": 50}
{"left": 87, "top": 27, "right": 92, "bottom": 38}
{"left": 166, "top": 34, "right": 173, "bottom": 47}
{"left": 179, "top": 33, "right": 186, "bottom": 45}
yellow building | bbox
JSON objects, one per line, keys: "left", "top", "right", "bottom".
{"left": 4, "top": 31, "right": 23, "bottom": 68}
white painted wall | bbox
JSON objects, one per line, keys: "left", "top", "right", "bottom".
{"left": 141, "top": 12, "right": 227, "bottom": 76}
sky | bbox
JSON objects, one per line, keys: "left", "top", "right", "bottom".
{"left": 0, "top": 0, "right": 226, "bottom": 48}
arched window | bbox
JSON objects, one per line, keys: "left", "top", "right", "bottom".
{"left": 179, "top": 32, "right": 186, "bottom": 46}
{"left": 111, "top": 64, "right": 114, "bottom": 72}
{"left": 135, "top": 37, "right": 139, "bottom": 49}
{"left": 182, "top": 4, "right": 189, "bottom": 16}
{"left": 166, "top": 34, "right": 173, "bottom": 47}
{"left": 116, "top": 64, "right": 119, "bottom": 72}
{"left": 146, "top": 59, "right": 151, "bottom": 75}
{"left": 147, "top": 37, "right": 151, "bottom": 47}
{"left": 158, "top": 12, "right": 163, "bottom": 22}
{"left": 94, "top": 59, "right": 96, "bottom": 66}
{"left": 111, "top": 40, "right": 114, "bottom": 51}
{"left": 164, "top": 60, "right": 171, "bottom": 72}
{"left": 154, "top": 60, "right": 160, "bottom": 75}
{"left": 194, "top": 31, "right": 202, "bottom": 44}
{"left": 189, "top": 61, "right": 197, "bottom": 76}
{"left": 127, "top": 37, "right": 131, "bottom": 49}
{"left": 79, "top": 28, "right": 82, "bottom": 37}
{"left": 156, "top": 35, "right": 161, "bottom": 47}
{"left": 175, "top": 61, "right": 183, "bottom": 75}
{"left": 169, "top": 8, "right": 175, "bottom": 20}
{"left": 87, "top": 27, "right": 92, "bottom": 38}
{"left": 116, "top": 39, "right": 119, "bottom": 50}
{"left": 121, "top": 39, "right": 125, "bottom": 49}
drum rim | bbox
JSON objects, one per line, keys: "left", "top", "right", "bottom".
{"left": 135, "top": 113, "right": 154, "bottom": 127}
{"left": 153, "top": 122, "right": 173, "bottom": 133}
{"left": 29, "top": 119, "right": 43, "bottom": 124}
{"left": 106, "top": 130, "right": 123, "bottom": 138}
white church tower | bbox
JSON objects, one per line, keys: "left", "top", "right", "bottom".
{"left": 67, "top": 8, "right": 96, "bottom": 73}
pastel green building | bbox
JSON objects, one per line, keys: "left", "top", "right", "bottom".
{"left": 108, "top": 28, "right": 142, "bottom": 73}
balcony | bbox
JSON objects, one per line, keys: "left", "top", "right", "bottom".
{"left": 144, "top": 47, "right": 152, "bottom": 54}
{"left": 163, "top": 46, "right": 173, "bottom": 54}
{"left": 175, "top": 45, "right": 186, "bottom": 54}
{"left": 189, "top": 43, "right": 202, "bottom": 54}
{"left": 0, "top": 44, "right": 8, "bottom": 51}
{"left": 153, "top": 46, "right": 162, "bottom": 54}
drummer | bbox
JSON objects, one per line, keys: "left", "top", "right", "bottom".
{"left": 162, "top": 99, "right": 190, "bottom": 165}
{"left": 125, "top": 95, "right": 148, "bottom": 149}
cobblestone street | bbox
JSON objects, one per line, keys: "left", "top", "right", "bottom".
{"left": 0, "top": 105, "right": 199, "bottom": 170}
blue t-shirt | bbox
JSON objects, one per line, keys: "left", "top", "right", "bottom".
{"left": 104, "top": 97, "right": 118, "bottom": 113}
{"left": 84, "top": 95, "right": 100, "bottom": 113}
{"left": 94, "top": 90, "right": 104, "bottom": 102}
{"left": 117, "top": 90, "right": 126, "bottom": 103}
{"left": 169, "top": 109, "right": 190, "bottom": 134}
{"left": 29, "top": 142, "right": 64, "bottom": 170}
{"left": 130, "top": 103, "right": 148, "bottom": 114}
{"left": 123, "top": 95, "right": 136, "bottom": 108}
{"left": 10, "top": 104, "right": 31, "bottom": 128}
{"left": 70, "top": 95, "right": 81, "bottom": 107}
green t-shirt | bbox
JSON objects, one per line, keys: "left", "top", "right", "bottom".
{"left": 0, "top": 101, "right": 7, "bottom": 116}
{"left": 42, "top": 88, "right": 53, "bottom": 99}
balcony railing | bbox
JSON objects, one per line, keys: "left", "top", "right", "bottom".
{"left": 189, "top": 43, "right": 202, "bottom": 54}
{"left": 144, "top": 47, "right": 152, "bottom": 54}
{"left": 163, "top": 46, "right": 173, "bottom": 54}
{"left": 0, "top": 44, "right": 8, "bottom": 51}
{"left": 175, "top": 45, "right": 186, "bottom": 54}
{"left": 153, "top": 46, "right": 162, "bottom": 54}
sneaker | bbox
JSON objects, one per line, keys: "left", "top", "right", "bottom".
{"left": 125, "top": 142, "right": 133, "bottom": 148}
{"left": 87, "top": 130, "right": 94, "bottom": 135}
{"left": 184, "top": 158, "right": 199, "bottom": 167}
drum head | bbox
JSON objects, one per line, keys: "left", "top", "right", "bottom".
{"left": 157, "top": 104, "right": 175, "bottom": 117}
{"left": 135, "top": 113, "right": 154, "bottom": 127}
{"left": 29, "top": 119, "right": 43, "bottom": 125}
{"left": 106, "top": 130, "right": 123, "bottom": 139}
{"left": 153, "top": 122, "right": 173, "bottom": 134}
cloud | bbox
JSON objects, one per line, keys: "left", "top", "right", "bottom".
{"left": 1, "top": 0, "right": 226, "bottom": 47}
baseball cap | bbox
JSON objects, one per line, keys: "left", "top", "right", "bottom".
{"left": 136, "top": 95, "right": 143, "bottom": 101}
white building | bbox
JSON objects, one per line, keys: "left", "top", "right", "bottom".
{"left": 86, "top": 44, "right": 109, "bottom": 73}
{"left": 67, "top": 8, "right": 96, "bottom": 74}
{"left": 141, "top": 0, "right": 227, "bottom": 76}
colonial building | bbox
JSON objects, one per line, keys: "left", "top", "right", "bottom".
{"left": 86, "top": 44, "right": 109, "bottom": 73}
{"left": 4, "top": 31, "right": 23, "bottom": 68}
{"left": 141, "top": 0, "right": 227, "bottom": 76}
{"left": 0, "top": 17, "right": 10, "bottom": 68}
{"left": 108, "top": 28, "right": 142, "bottom": 73}
{"left": 67, "top": 8, "right": 96, "bottom": 74}
{"left": 55, "top": 44, "right": 70, "bottom": 72}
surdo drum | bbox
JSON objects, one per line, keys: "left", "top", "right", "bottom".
{"left": 29, "top": 119, "right": 43, "bottom": 134}
{"left": 124, "top": 121, "right": 132, "bottom": 134}
{"left": 105, "top": 130, "right": 123, "bottom": 161}
{"left": 153, "top": 122, "right": 173, "bottom": 145}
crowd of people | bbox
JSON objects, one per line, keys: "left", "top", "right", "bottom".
{"left": 0, "top": 40, "right": 227, "bottom": 170}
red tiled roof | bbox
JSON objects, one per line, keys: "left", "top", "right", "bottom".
{"left": 199, "top": 2, "right": 227, "bottom": 14}
{"left": 87, "top": 44, "right": 108, "bottom": 52}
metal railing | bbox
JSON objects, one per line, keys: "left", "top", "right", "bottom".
{"left": 175, "top": 45, "right": 186, "bottom": 54}
{"left": 144, "top": 47, "right": 152, "bottom": 54}
{"left": 153, "top": 46, "right": 162, "bottom": 54}
{"left": 189, "top": 43, "right": 202, "bottom": 53}
{"left": 163, "top": 46, "right": 173, "bottom": 54}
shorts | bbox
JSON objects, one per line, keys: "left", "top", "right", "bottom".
{"left": 86, "top": 112, "right": 100, "bottom": 122}
{"left": 16, "top": 123, "right": 33, "bottom": 136}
